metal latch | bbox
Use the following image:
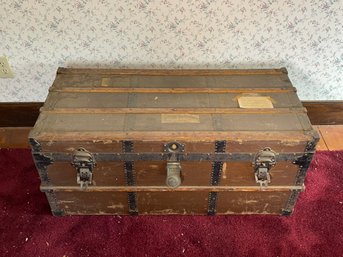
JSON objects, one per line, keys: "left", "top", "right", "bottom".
{"left": 164, "top": 142, "right": 183, "bottom": 188}
{"left": 71, "top": 148, "right": 96, "bottom": 189}
{"left": 166, "top": 162, "right": 182, "bottom": 188}
{"left": 253, "top": 147, "right": 276, "bottom": 187}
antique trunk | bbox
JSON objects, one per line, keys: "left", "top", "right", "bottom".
{"left": 29, "top": 67, "right": 319, "bottom": 216}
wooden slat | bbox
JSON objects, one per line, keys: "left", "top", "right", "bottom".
{"left": 5, "top": 126, "right": 343, "bottom": 150}
{"left": 31, "top": 131, "right": 314, "bottom": 142}
{"left": 57, "top": 67, "right": 287, "bottom": 76}
{"left": 1, "top": 102, "right": 342, "bottom": 127}
{"left": 40, "top": 185, "right": 303, "bottom": 192}
{"left": 40, "top": 107, "right": 307, "bottom": 114}
{"left": 50, "top": 87, "right": 295, "bottom": 93}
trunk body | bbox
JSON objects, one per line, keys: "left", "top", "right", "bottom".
{"left": 29, "top": 68, "right": 319, "bottom": 216}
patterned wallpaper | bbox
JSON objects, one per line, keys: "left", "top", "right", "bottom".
{"left": 0, "top": 0, "right": 342, "bottom": 101}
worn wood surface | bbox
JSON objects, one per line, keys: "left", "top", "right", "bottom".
{"left": 31, "top": 131, "right": 314, "bottom": 142}
{"left": 51, "top": 190, "right": 294, "bottom": 215}
{"left": 40, "top": 107, "right": 307, "bottom": 114}
{"left": 3, "top": 125, "right": 340, "bottom": 150}
{"left": 56, "top": 67, "right": 287, "bottom": 75}
{"left": 51, "top": 87, "right": 295, "bottom": 93}
{"left": 41, "top": 186, "right": 303, "bottom": 192}
{"left": 2, "top": 68, "right": 341, "bottom": 215}
{"left": 41, "top": 160, "right": 302, "bottom": 187}
{"left": 1, "top": 101, "right": 342, "bottom": 128}
{"left": 31, "top": 69, "right": 310, "bottom": 141}
{"left": 27, "top": 68, "right": 318, "bottom": 215}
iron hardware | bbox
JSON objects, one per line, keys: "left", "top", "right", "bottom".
{"left": 253, "top": 147, "right": 276, "bottom": 187}
{"left": 165, "top": 142, "right": 183, "bottom": 188}
{"left": 71, "top": 148, "right": 96, "bottom": 189}
{"left": 166, "top": 162, "right": 182, "bottom": 188}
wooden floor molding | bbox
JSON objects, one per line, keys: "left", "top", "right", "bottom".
{"left": 0, "top": 102, "right": 41, "bottom": 127}
{"left": 302, "top": 101, "right": 343, "bottom": 125}
{"left": 0, "top": 127, "right": 31, "bottom": 148}
{"left": 0, "top": 101, "right": 342, "bottom": 149}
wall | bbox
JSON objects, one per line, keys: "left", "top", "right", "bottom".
{"left": 0, "top": 0, "right": 342, "bottom": 101}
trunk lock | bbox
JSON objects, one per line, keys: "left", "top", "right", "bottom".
{"left": 71, "top": 148, "right": 96, "bottom": 189}
{"left": 166, "top": 162, "right": 182, "bottom": 188}
{"left": 253, "top": 148, "right": 276, "bottom": 187}
{"left": 164, "top": 142, "right": 184, "bottom": 188}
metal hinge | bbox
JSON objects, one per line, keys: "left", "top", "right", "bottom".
{"left": 253, "top": 148, "right": 276, "bottom": 187}
{"left": 71, "top": 148, "right": 96, "bottom": 189}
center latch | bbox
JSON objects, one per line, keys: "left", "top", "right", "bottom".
{"left": 164, "top": 142, "right": 184, "bottom": 188}
{"left": 253, "top": 147, "right": 276, "bottom": 187}
{"left": 71, "top": 148, "right": 96, "bottom": 189}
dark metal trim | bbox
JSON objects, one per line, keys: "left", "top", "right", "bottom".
{"left": 293, "top": 136, "right": 319, "bottom": 186}
{"left": 33, "top": 152, "right": 53, "bottom": 165}
{"left": 34, "top": 152, "right": 305, "bottom": 162}
{"left": 164, "top": 142, "right": 185, "bottom": 153}
{"left": 215, "top": 140, "right": 226, "bottom": 153}
{"left": 123, "top": 140, "right": 134, "bottom": 153}
{"left": 304, "top": 131, "right": 320, "bottom": 152}
{"left": 31, "top": 148, "right": 64, "bottom": 216}
{"left": 283, "top": 136, "right": 319, "bottom": 215}
{"left": 281, "top": 189, "right": 301, "bottom": 216}
{"left": 293, "top": 153, "right": 314, "bottom": 186}
{"left": 122, "top": 141, "right": 138, "bottom": 215}
{"left": 30, "top": 137, "right": 64, "bottom": 216}
{"left": 208, "top": 140, "right": 226, "bottom": 215}
{"left": 207, "top": 192, "right": 218, "bottom": 216}
{"left": 124, "top": 161, "right": 135, "bottom": 186}
{"left": 127, "top": 192, "right": 138, "bottom": 215}
{"left": 46, "top": 190, "right": 65, "bottom": 216}
{"left": 29, "top": 138, "right": 41, "bottom": 152}
{"left": 33, "top": 154, "right": 53, "bottom": 182}
{"left": 211, "top": 161, "right": 223, "bottom": 185}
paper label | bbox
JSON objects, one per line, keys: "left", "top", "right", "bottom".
{"left": 101, "top": 78, "right": 110, "bottom": 87}
{"left": 161, "top": 114, "right": 200, "bottom": 123}
{"left": 238, "top": 96, "right": 274, "bottom": 109}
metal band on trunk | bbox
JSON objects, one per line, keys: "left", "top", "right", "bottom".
{"left": 281, "top": 190, "right": 301, "bottom": 216}
{"left": 282, "top": 136, "right": 319, "bottom": 215}
{"left": 208, "top": 140, "right": 226, "bottom": 215}
{"left": 123, "top": 141, "right": 138, "bottom": 215}
{"left": 29, "top": 139, "right": 64, "bottom": 216}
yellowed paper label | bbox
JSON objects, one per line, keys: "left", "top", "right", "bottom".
{"left": 101, "top": 78, "right": 110, "bottom": 87}
{"left": 161, "top": 114, "right": 200, "bottom": 123}
{"left": 238, "top": 96, "right": 274, "bottom": 108}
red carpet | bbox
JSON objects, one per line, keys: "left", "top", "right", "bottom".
{"left": 0, "top": 149, "right": 342, "bottom": 257}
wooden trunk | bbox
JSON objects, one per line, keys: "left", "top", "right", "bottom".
{"left": 29, "top": 67, "right": 319, "bottom": 216}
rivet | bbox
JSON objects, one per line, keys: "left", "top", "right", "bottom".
{"left": 171, "top": 143, "right": 178, "bottom": 150}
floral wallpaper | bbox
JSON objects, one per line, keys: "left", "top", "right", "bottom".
{"left": 0, "top": 0, "right": 342, "bottom": 101}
